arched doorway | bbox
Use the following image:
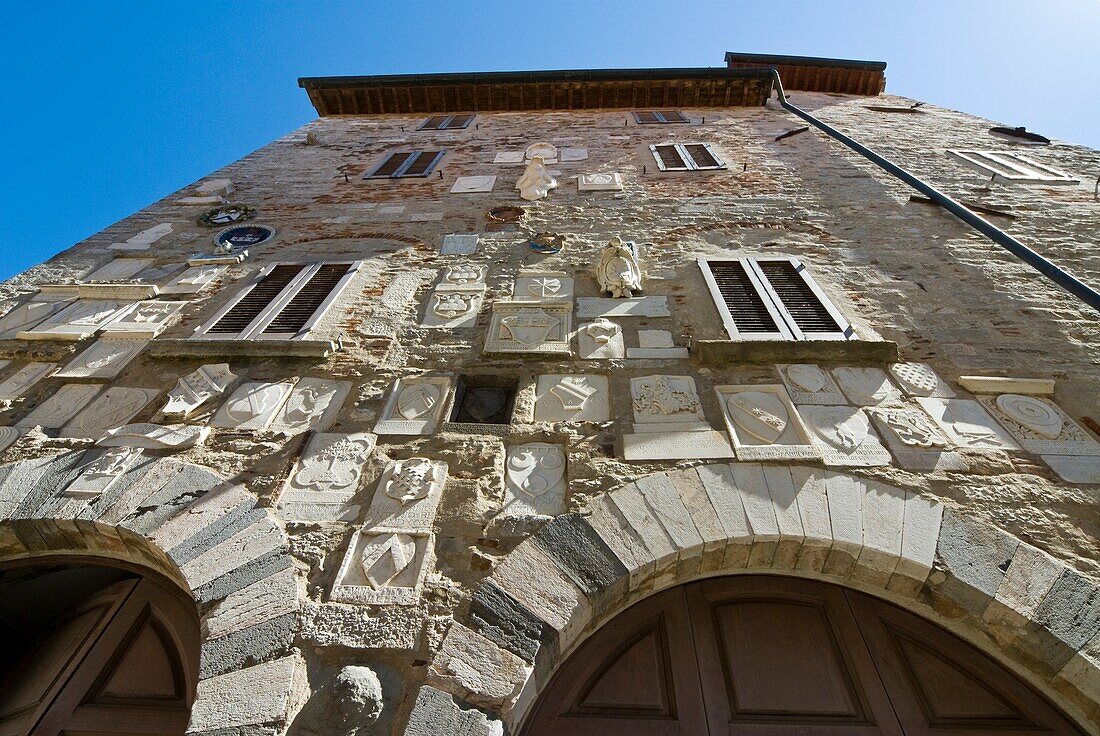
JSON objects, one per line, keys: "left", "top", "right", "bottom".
{"left": 523, "top": 576, "right": 1085, "bottom": 735}
{"left": 0, "top": 561, "right": 200, "bottom": 736}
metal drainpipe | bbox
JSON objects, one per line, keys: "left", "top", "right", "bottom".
{"left": 766, "top": 70, "right": 1100, "bottom": 313}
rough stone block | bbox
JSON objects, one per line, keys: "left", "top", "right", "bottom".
{"left": 204, "top": 567, "right": 299, "bottom": 641}
{"left": 199, "top": 612, "right": 296, "bottom": 679}
{"left": 608, "top": 483, "right": 676, "bottom": 563}
{"left": 984, "top": 542, "right": 1063, "bottom": 629}
{"left": 187, "top": 655, "right": 300, "bottom": 732}
{"left": 532, "top": 513, "right": 628, "bottom": 600}
{"left": 467, "top": 580, "right": 556, "bottom": 664}
{"left": 402, "top": 686, "right": 503, "bottom": 736}
{"left": 932, "top": 509, "right": 1019, "bottom": 617}
{"left": 9, "top": 451, "right": 90, "bottom": 520}
{"left": 1033, "top": 570, "right": 1100, "bottom": 654}
{"left": 823, "top": 471, "right": 864, "bottom": 577}
{"left": 153, "top": 483, "right": 256, "bottom": 551}
{"left": 790, "top": 466, "right": 832, "bottom": 572}
{"left": 853, "top": 480, "right": 905, "bottom": 588}
{"left": 762, "top": 465, "right": 804, "bottom": 569}
{"left": 490, "top": 540, "right": 591, "bottom": 649}
{"left": 194, "top": 549, "right": 294, "bottom": 604}
{"left": 583, "top": 494, "right": 655, "bottom": 590}
{"left": 890, "top": 490, "right": 944, "bottom": 590}
{"left": 429, "top": 622, "right": 530, "bottom": 708}
{"left": 181, "top": 517, "right": 286, "bottom": 589}
{"left": 633, "top": 473, "right": 705, "bottom": 559}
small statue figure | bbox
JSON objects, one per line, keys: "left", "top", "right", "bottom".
{"left": 595, "top": 237, "right": 642, "bottom": 297}
{"left": 515, "top": 156, "right": 558, "bottom": 201}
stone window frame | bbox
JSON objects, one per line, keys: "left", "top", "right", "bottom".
{"left": 417, "top": 114, "right": 475, "bottom": 131}
{"left": 632, "top": 110, "right": 689, "bottom": 124}
{"left": 649, "top": 142, "right": 725, "bottom": 171}
{"left": 193, "top": 260, "right": 362, "bottom": 341}
{"left": 946, "top": 150, "right": 1078, "bottom": 185}
{"left": 697, "top": 256, "right": 854, "bottom": 341}
{"left": 364, "top": 150, "right": 446, "bottom": 179}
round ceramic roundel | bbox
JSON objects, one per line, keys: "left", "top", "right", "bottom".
{"left": 214, "top": 224, "right": 276, "bottom": 250}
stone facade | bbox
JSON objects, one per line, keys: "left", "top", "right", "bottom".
{"left": 0, "top": 56, "right": 1098, "bottom": 735}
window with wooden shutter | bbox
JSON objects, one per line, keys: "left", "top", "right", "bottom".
{"left": 650, "top": 143, "right": 725, "bottom": 171}
{"left": 196, "top": 261, "right": 361, "bottom": 340}
{"left": 365, "top": 151, "right": 445, "bottom": 179}
{"left": 418, "top": 114, "right": 475, "bottom": 131}
{"left": 632, "top": 110, "right": 689, "bottom": 124}
{"left": 698, "top": 257, "right": 853, "bottom": 341}
{"left": 946, "top": 150, "right": 1077, "bottom": 185}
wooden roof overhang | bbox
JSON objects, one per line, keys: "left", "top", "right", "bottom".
{"left": 298, "top": 67, "right": 775, "bottom": 117}
{"left": 724, "top": 52, "right": 886, "bottom": 95}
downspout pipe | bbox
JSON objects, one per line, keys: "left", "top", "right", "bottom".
{"left": 766, "top": 69, "right": 1100, "bottom": 313}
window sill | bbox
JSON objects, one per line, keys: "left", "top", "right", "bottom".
{"left": 693, "top": 339, "right": 898, "bottom": 366}
{"left": 149, "top": 337, "right": 339, "bottom": 359}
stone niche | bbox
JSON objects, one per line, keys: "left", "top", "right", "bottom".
{"left": 448, "top": 376, "right": 517, "bottom": 427}
{"left": 375, "top": 377, "right": 454, "bottom": 435}
{"left": 484, "top": 301, "right": 571, "bottom": 355}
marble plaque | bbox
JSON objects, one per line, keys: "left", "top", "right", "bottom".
{"left": 578, "top": 173, "right": 623, "bottom": 191}
{"left": 525, "top": 142, "right": 558, "bottom": 163}
{"left": 889, "top": 362, "right": 955, "bottom": 398}
{"left": 331, "top": 528, "right": 434, "bottom": 606}
{"left": 832, "top": 367, "right": 904, "bottom": 407}
{"left": 502, "top": 444, "right": 567, "bottom": 519}
{"left": 17, "top": 384, "right": 103, "bottom": 428}
{"left": 110, "top": 222, "right": 174, "bottom": 251}
{"left": 421, "top": 290, "right": 483, "bottom": 328}
{"left": 159, "top": 265, "right": 227, "bottom": 294}
{"left": 957, "top": 376, "right": 1055, "bottom": 395}
{"left": 493, "top": 151, "right": 525, "bottom": 164}
{"left": 364, "top": 458, "right": 448, "bottom": 530}
{"left": 639, "top": 330, "right": 674, "bottom": 348}
{"left": 577, "top": 318, "right": 624, "bottom": 359}
{"left": 622, "top": 430, "right": 734, "bottom": 461}
{"left": 440, "top": 234, "right": 479, "bottom": 255}
{"left": 916, "top": 398, "right": 1020, "bottom": 451}
{"left": 61, "top": 386, "right": 160, "bottom": 439}
{"left": 484, "top": 302, "right": 571, "bottom": 354}
{"left": 715, "top": 384, "right": 821, "bottom": 461}
{"left": 778, "top": 364, "right": 845, "bottom": 405}
{"left": 0, "top": 362, "right": 56, "bottom": 401}
{"left": 101, "top": 300, "right": 186, "bottom": 338}
{"left": 211, "top": 380, "right": 295, "bottom": 430}
{"left": 560, "top": 147, "right": 589, "bottom": 162}
{"left": 270, "top": 378, "right": 351, "bottom": 435}
{"left": 979, "top": 394, "right": 1100, "bottom": 456}
{"left": 1040, "top": 455, "right": 1100, "bottom": 484}
{"left": 0, "top": 299, "right": 73, "bottom": 339}
{"left": 54, "top": 339, "right": 146, "bottom": 379}
{"left": 374, "top": 377, "right": 453, "bottom": 435}
{"left": 868, "top": 407, "right": 967, "bottom": 471}
{"left": 632, "top": 375, "right": 707, "bottom": 428}
{"left": 450, "top": 175, "right": 497, "bottom": 193}
{"left": 162, "top": 364, "right": 238, "bottom": 418}
{"left": 438, "top": 265, "right": 487, "bottom": 290}
{"left": 97, "top": 423, "right": 210, "bottom": 450}
{"left": 533, "top": 375, "right": 610, "bottom": 422}
{"left": 0, "top": 427, "right": 23, "bottom": 454}
{"left": 85, "top": 258, "right": 154, "bottom": 282}
{"left": 279, "top": 432, "right": 377, "bottom": 522}
{"left": 513, "top": 271, "right": 573, "bottom": 301}
{"left": 576, "top": 296, "right": 670, "bottom": 318}
{"left": 64, "top": 447, "right": 145, "bottom": 498}
{"left": 800, "top": 405, "right": 891, "bottom": 467}
{"left": 628, "top": 329, "right": 687, "bottom": 358}
{"left": 18, "top": 300, "right": 125, "bottom": 340}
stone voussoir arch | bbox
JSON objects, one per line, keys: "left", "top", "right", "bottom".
{"left": 410, "top": 463, "right": 1100, "bottom": 736}
{"left": 0, "top": 449, "right": 302, "bottom": 736}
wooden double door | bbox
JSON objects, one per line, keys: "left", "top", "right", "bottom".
{"left": 524, "top": 576, "right": 1084, "bottom": 736}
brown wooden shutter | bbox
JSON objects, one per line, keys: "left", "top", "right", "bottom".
{"left": 207, "top": 264, "right": 306, "bottom": 334}
{"left": 399, "top": 150, "right": 443, "bottom": 177}
{"left": 658, "top": 110, "right": 689, "bottom": 123}
{"left": 633, "top": 111, "right": 660, "bottom": 124}
{"left": 262, "top": 263, "right": 353, "bottom": 335}
{"left": 445, "top": 114, "right": 474, "bottom": 129}
{"left": 704, "top": 261, "right": 787, "bottom": 336}
{"left": 683, "top": 144, "right": 721, "bottom": 169}
{"left": 756, "top": 260, "right": 846, "bottom": 336}
{"left": 653, "top": 144, "right": 690, "bottom": 170}
{"left": 420, "top": 115, "right": 450, "bottom": 130}
{"left": 366, "top": 152, "right": 411, "bottom": 178}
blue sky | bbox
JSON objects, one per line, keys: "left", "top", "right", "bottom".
{"left": 1, "top": 0, "right": 1097, "bottom": 281}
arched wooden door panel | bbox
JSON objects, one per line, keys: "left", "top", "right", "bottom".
{"left": 0, "top": 575, "right": 199, "bottom": 736}
{"left": 522, "top": 576, "right": 1086, "bottom": 736}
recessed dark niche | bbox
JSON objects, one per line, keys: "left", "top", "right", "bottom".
{"left": 450, "top": 375, "right": 516, "bottom": 425}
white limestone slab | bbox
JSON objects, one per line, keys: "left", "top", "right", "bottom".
{"left": 0, "top": 362, "right": 56, "bottom": 400}
{"left": 958, "top": 376, "right": 1055, "bottom": 395}
{"left": 513, "top": 271, "right": 573, "bottom": 301}
{"left": 440, "top": 234, "right": 479, "bottom": 255}
{"left": 162, "top": 364, "right": 238, "bottom": 418}
{"left": 626, "top": 347, "right": 690, "bottom": 359}
{"left": 889, "top": 362, "right": 955, "bottom": 398}
{"left": 778, "top": 364, "right": 845, "bottom": 405}
{"left": 211, "top": 380, "right": 295, "bottom": 430}
{"left": 915, "top": 397, "right": 1020, "bottom": 451}
{"left": 374, "top": 377, "right": 453, "bottom": 435}
{"left": 110, "top": 222, "right": 174, "bottom": 251}
{"left": 364, "top": 458, "right": 448, "bottom": 530}
{"left": 421, "top": 290, "right": 483, "bottom": 328}
{"left": 97, "top": 423, "right": 210, "bottom": 450}
{"left": 576, "top": 318, "right": 624, "bottom": 359}
{"left": 715, "top": 384, "right": 821, "bottom": 461}
{"left": 1041, "top": 455, "right": 1100, "bottom": 484}
{"left": 533, "top": 375, "right": 610, "bottom": 422}
{"left": 638, "top": 330, "right": 674, "bottom": 348}
{"left": 278, "top": 432, "right": 377, "bottom": 522}
{"left": 576, "top": 296, "right": 669, "bottom": 318}
{"left": 101, "top": 300, "right": 186, "bottom": 338}
{"left": 623, "top": 430, "right": 734, "bottom": 461}
{"left": 450, "top": 175, "right": 497, "bottom": 193}
{"left": 17, "top": 384, "right": 103, "bottom": 428}
{"left": 525, "top": 142, "right": 558, "bottom": 163}
{"left": 54, "top": 339, "right": 146, "bottom": 379}
{"left": 799, "top": 405, "right": 892, "bottom": 467}
{"left": 501, "top": 444, "right": 567, "bottom": 520}
{"left": 331, "top": 528, "right": 434, "bottom": 606}
{"left": 269, "top": 377, "right": 350, "bottom": 435}
{"left": 629, "top": 329, "right": 687, "bottom": 358}
{"left": 979, "top": 394, "right": 1100, "bottom": 456}
{"left": 64, "top": 447, "right": 145, "bottom": 499}
{"left": 0, "top": 360, "right": 9, "bottom": 372}
{"left": 188, "top": 251, "right": 247, "bottom": 266}
{"left": 832, "top": 367, "right": 904, "bottom": 407}
{"left": 484, "top": 302, "right": 571, "bottom": 355}
{"left": 86, "top": 258, "right": 153, "bottom": 282}
{"left": 867, "top": 407, "right": 967, "bottom": 471}
{"left": 18, "top": 300, "right": 126, "bottom": 340}
{"left": 578, "top": 173, "right": 623, "bottom": 192}
{"left": 493, "top": 151, "right": 524, "bottom": 164}
{"left": 197, "top": 178, "right": 233, "bottom": 197}
{"left": 159, "top": 264, "right": 227, "bottom": 294}
{"left": 0, "top": 299, "right": 73, "bottom": 339}
{"left": 631, "top": 375, "right": 707, "bottom": 428}
{"left": 560, "top": 148, "right": 589, "bottom": 162}
{"left": 438, "top": 265, "right": 488, "bottom": 290}
{"left": 61, "top": 386, "right": 160, "bottom": 439}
